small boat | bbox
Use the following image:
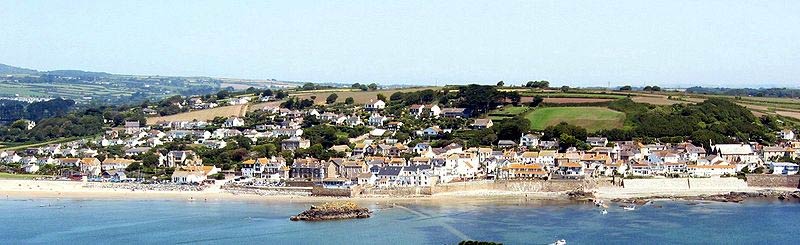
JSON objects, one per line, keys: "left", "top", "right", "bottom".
{"left": 602, "top": 209, "right": 608, "bottom": 215}
{"left": 550, "top": 239, "right": 567, "bottom": 245}
{"left": 623, "top": 205, "right": 636, "bottom": 211}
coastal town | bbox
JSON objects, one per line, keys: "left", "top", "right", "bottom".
{"left": 2, "top": 86, "right": 799, "bottom": 199}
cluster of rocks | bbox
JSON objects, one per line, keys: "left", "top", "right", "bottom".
{"left": 290, "top": 201, "right": 371, "bottom": 221}
{"left": 610, "top": 190, "right": 800, "bottom": 204}
{"left": 565, "top": 190, "right": 594, "bottom": 200}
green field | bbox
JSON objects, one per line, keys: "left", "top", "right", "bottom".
{"left": 488, "top": 106, "right": 530, "bottom": 121}
{"left": 0, "top": 172, "right": 49, "bottom": 180}
{"left": 525, "top": 107, "right": 625, "bottom": 132}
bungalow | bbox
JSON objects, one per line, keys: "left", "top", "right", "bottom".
{"left": 101, "top": 170, "right": 128, "bottom": 182}
{"left": 768, "top": 162, "right": 800, "bottom": 175}
{"left": 271, "top": 128, "right": 303, "bottom": 138}
{"left": 441, "top": 108, "right": 469, "bottom": 118}
{"left": 687, "top": 164, "right": 736, "bottom": 177}
{"left": 58, "top": 158, "right": 82, "bottom": 167}
{"left": 171, "top": 165, "right": 220, "bottom": 184}
{"left": 420, "top": 126, "right": 443, "bottom": 136}
{"left": 497, "top": 140, "right": 517, "bottom": 148}
{"left": 101, "top": 158, "right": 135, "bottom": 171}
{"left": 124, "top": 147, "right": 151, "bottom": 157}
{"left": 470, "top": 118, "right": 494, "bottom": 129}
{"left": 586, "top": 137, "right": 609, "bottom": 147}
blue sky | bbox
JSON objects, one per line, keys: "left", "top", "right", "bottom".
{"left": 1, "top": 0, "right": 799, "bottom": 88}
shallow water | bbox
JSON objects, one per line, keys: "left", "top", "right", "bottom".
{"left": 1, "top": 197, "right": 798, "bottom": 244}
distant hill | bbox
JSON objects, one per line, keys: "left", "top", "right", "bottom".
{"left": 0, "top": 63, "right": 38, "bottom": 75}
{"left": 45, "top": 70, "right": 111, "bottom": 78}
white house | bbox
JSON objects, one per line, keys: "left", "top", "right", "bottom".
{"left": 364, "top": 100, "right": 386, "bottom": 111}
{"left": 223, "top": 117, "right": 245, "bottom": 128}
{"left": 768, "top": 162, "right": 800, "bottom": 175}
{"left": 687, "top": 164, "right": 736, "bottom": 177}
{"left": 778, "top": 130, "right": 796, "bottom": 141}
{"left": 520, "top": 134, "right": 540, "bottom": 148}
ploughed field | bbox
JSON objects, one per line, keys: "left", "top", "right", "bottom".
{"left": 526, "top": 107, "right": 625, "bottom": 132}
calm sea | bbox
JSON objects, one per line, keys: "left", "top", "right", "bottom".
{"left": 1, "top": 197, "right": 798, "bottom": 244}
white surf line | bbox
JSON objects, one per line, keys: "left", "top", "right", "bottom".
{"left": 393, "top": 204, "right": 472, "bottom": 241}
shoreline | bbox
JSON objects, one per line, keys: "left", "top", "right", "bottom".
{"left": 1, "top": 179, "right": 798, "bottom": 205}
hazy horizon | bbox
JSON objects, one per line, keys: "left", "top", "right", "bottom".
{"left": 1, "top": 0, "right": 799, "bottom": 88}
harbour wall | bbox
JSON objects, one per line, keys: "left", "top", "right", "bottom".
{"left": 745, "top": 174, "right": 800, "bottom": 188}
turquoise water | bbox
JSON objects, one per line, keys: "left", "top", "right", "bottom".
{"left": 1, "top": 197, "right": 799, "bottom": 244}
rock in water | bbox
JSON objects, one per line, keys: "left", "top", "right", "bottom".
{"left": 290, "top": 201, "right": 371, "bottom": 221}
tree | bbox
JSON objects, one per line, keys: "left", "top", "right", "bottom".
{"left": 496, "top": 81, "right": 504, "bottom": 87}
{"left": 345, "top": 97, "right": 355, "bottom": 105}
{"left": 376, "top": 93, "right": 387, "bottom": 101}
{"left": 619, "top": 85, "right": 632, "bottom": 91}
{"left": 216, "top": 90, "right": 230, "bottom": 99}
{"left": 525, "top": 80, "right": 549, "bottom": 88}
{"left": 529, "top": 96, "right": 544, "bottom": 107}
{"left": 368, "top": 83, "right": 378, "bottom": 91}
{"left": 302, "top": 83, "right": 317, "bottom": 90}
{"left": 141, "top": 152, "right": 160, "bottom": 167}
{"left": 326, "top": 93, "right": 339, "bottom": 104}
{"left": 262, "top": 89, "right": 274, "bottom": 97}
{"left": 125, "top": 162, "right": 142, "bottom": 172}
{"left": 560, "top": 86, "right": 570, "bottom": 92}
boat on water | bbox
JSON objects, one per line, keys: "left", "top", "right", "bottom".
{"left": 550, "top": 239, "right": 567, "bottom": 245}
{"left": 602, "top": 209, "right": 608, "bottom": 215}
{"left": 623, "top": 205, "right": 636, "bottom": 211}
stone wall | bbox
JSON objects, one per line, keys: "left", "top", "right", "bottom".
{"left": 311, "top": 186, "right": 358, "bottom": 197}
{"left": 622, "top": 178, "right": 747, "bottom": 190}
{"left": 225, "top": 185, "right": 312, "bottom": 196}
{"left": 746, "top": 174, "right": 800, "bottom": 188}
{"left": 429, "top": 179, "right": 595, "bottom": 193}
{"left": 360, "top": 187, "right": 432, "bottom": 196}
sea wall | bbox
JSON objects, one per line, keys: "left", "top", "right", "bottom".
{"left": 360, "top": 187, "right": 432, "bottom": 196}
{"left": 622, "top": 178, "right": 747, "bottom": 190}
{"left": 311, "top": 186, "right": 361, "bottom": 197}
{"left": 430, "top": 179, "right": 597, "bottom": 193}
{"left": 746, "top": 174, "right": 800, "bottom": 188}
{"left": 224, "top": 185, "right": 312, "bottom": 196}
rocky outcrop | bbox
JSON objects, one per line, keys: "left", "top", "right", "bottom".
{"left": 290, "top": 201, "right": 371, "bottom": 221}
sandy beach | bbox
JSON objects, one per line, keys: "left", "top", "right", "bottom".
{"left": 2, "top": 179, "right": 796, "bottom": 204}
